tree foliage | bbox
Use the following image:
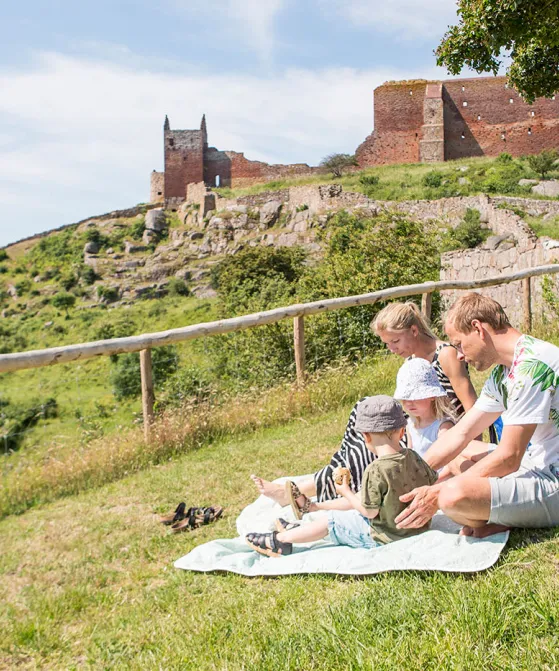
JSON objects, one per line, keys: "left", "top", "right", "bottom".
{"left": 436, "top": 1, "right": 559, "bottom": 102}
{"left": 527, "top": 149, "right": 558, "bottom": 179}
{"left": 319, "top": 153, "right": 358, "bottom": 178}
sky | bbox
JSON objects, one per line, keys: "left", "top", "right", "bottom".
{"left": 0, "top": 0, "right": 478, "bottom": 247}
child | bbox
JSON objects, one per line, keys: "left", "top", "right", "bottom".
{"left": 394, "top": 357, "right": 456, "bottom": 460}
{"left": 245, "top": 395, "right": 438, "bottom": 557}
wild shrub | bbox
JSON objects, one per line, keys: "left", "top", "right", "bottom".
{"left": 167, "top": 277, "right": 190, "bottom": 297}
{"left": 14, "top": 279, "right": 31, "bottom": 295}
{"left": 209, "top": 210, "right": 440, "bottom": 386}
{"left": 422, "top": 171, "right": 444, "bottom": 188}
{"left": 97, "top": 285, "right": 119, "bottom": 303}
{"left": 0, "top": 323, "right": 27, "bottom": 353}
{"left": 480, "top": 160, "right": 525, "bottom": 193}
{"left": 110, "top": 346, "right": 180, "bottom": 400}
{"left": 0, "top": 250, "right": 8, "bottom": 262}
{"left": 27, "top": 227, "right": 82, "bottom": 270}
{"left": 156, "top": 365, "right": 216, "bottom": 410}
{"left": 0, "top": 397, "right": 58, "bottom": 452}
{"left": 319, "top": 153, "right": 358, "bottom": 178}
{"left": 80, "top": 266, "right": 98, "bottom": 285}
{"left": 496, "top": 152, "right": 513, "bottom": 164}
{"left": 452, "top": 208, "right": 487, "bottom": 248}
{"left": 528, "top": 149, "right": 559, "bottom": 179}
{"left": 51, "top": 292, "right": 76, "bottom": 316}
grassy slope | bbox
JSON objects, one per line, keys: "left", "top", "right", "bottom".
{"left": 2, "top": 397, "right": 559, "bottom": 670}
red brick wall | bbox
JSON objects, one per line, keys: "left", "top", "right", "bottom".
{"left": 356, "top": 81, "right": 427, "bottom": 166}
{"left": 164, "top": 130, "right": 204, "bottom": 200}
{"left": 443, "top": 77, "right": 559, "bottom": 160}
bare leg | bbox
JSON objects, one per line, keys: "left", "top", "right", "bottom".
{"left": 250, "top": 474, "right": 317, "bottom": 507}
{"left": 277, "top": 516, "right": 329, "bottom": 544}
{"left": 438, "top": 477, "right": 510, "bottom": 538}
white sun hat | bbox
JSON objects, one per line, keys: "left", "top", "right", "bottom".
{"left": 394, "top": 357, "right": 447, "bottom": 401}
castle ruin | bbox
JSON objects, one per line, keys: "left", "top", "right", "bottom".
{"left": 356, "top": 76, "right": 559, "bottom": 166}
{"left": 150, "top": 115, "right": 318, "bottom": 206}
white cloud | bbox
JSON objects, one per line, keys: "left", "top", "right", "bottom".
{"left": 321, "top": 0, "right": 459, "bottom": 40}
{"left": 0, "top": 51, "right": 446, "bottom": 246}
{"left": 167, "top": 0, "right": 287, "bottom": 63}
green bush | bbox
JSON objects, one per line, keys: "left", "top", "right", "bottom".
{"left": 480, "top": 161, "right": 524, "bottom": 193}
{"left": 167, "top": 277, "right": 190, "bottom": 297}
{"left": 97, "top": 285, "right": 120, "bottom": 303}
{"left": 0, "top": 324, "right": 27, "bottom": 354}
{"left": 129, "top": 218, "right": 146, "bottom": 240}
{"left": 359, "top": 174, "right": 380, "bottom": 187}
{"left": 110, "top": 346, "right": 180, "bottom": 400}
{"left": 0, "top": 397, "right": 58, "bottom": 452}
{"left": 80, "top": 266, "right": 98, "bottom": 285}
{"left": 51, "top": 292, "right": 76, "bottom": 315}
{"left": 496, "top": 152, "right": 513, "bottom": 164}
{"left": 0, "top": 250, "right": 8, "bottom": 262}
{"left": 422, "top": 171, "right": 444, "bottom": 188}
{"left": 443, "top": 208, "right": 488, "bottom": 251}
{"left": 156, "top": 365, "right": 215, "bottom": 410}
{"left": 528, "top": 149, "right": 558, "bottom": 179}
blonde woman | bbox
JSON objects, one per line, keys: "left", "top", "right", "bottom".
{"left": 251, "top": 301, "right": 477, "bottom": 508}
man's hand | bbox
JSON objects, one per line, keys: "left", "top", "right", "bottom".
{"left": 395, "top": 485, "right": 439, "bottom": 529}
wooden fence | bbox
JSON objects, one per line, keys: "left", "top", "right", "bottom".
{"left": 1, "top": 264, "right": 558, "bottom": 441}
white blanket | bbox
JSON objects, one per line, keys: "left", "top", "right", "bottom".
{"left": 174, "top": 476, "right": 509, "bottom": 576}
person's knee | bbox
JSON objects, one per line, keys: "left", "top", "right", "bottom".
{"left": 439, "top": 481, "right": 468, "bottom": 514}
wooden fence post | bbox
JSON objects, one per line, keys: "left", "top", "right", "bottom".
{"left": 293, "top": 316, "right": 306, "bottom": 386}
{"left": 140, "top": 348, "right": 155, "bottom": 442}
{"left": 421, "top": 292, "right": 432, "bottom": 322}
{"left": 522, "top": 277, "right": 532, "bottom": 332}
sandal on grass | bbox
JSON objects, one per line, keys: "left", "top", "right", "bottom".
{"left": 246, "top": 531, "right": 293, "bottom": 558}
{"left": 285, "top": 480, "right": 312, "bottom": 520}
{"left": 275, "top": 518, "right": 301, "bottom": 533}
{"left": 159, "top": 502, "right": 187, "bottom": 526}
{"left": 170, "top": 505, "right": 223, "bottom": 533}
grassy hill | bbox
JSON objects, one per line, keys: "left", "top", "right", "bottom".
{"left": 2, "top": 365, "right": 559, "bottom": 669}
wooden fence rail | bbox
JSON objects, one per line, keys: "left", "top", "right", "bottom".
{"left": 1, "top": 264, "right": 559, "bottom": 440}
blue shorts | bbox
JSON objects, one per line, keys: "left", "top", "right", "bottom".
{"left": 327, "top": 509, "right": 380, "bottom": 549}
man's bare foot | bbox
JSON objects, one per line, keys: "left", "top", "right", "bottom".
{"left": 459, "top": 523, "right": 510, "bottom": 538}
{"left": 250, "top": 475, "right": 289, "bottom": 506}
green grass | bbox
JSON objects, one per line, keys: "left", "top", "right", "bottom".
{"left": 526, "top": 214, "right": 559, "bottom": 239}
{"left": 215, "top": 154, "right": 559, "bottom": 204}
{"left": 2, "top": 395, "right": 559, "bottom": 669}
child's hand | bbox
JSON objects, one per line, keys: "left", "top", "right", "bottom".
{"left": 335, "top": 481, "right": 351, "bottom": 496}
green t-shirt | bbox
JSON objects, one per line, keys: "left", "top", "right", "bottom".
{"left": 361, "top": 448, "right": 438, "bottom": 545}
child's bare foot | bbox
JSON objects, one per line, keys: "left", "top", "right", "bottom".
{"left": 459, "top": 523, "right": 510, "bottom": 538}
{"left": 250, "top": 474, "right": 289, "bottom": 506}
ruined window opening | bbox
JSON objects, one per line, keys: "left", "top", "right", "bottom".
{"left": 509, "top": 98, "right": 514, "bottom": 104}
{"left": 461, "top": 132, "right": 465, "bottom": 140}
{"left": 157, "top": 191, "right": 162, "bottom": 195}
{"left": 168, "top": 138, "right": 174, "bottom": 147}
{"left": 501, "top": 133, "right": 506, "bottom": 140}
{"left": 215, "top": 175, "right": 221, "bottom": 187}
{"left": 409, "top": 90, "right": 413, "bottom": 95}
{"left": 171, "top": 209, "right": 177, "bottom": 212}
{"left": 528, "top": 128, "right": 532, "bottom": 135}
{"left": 553, "top": 95, "right": 556, "bottom": 100}
{"left": 531, "top": 111, "right": 535, "bottom": 117}
{"left": 461, "top": 86, "right": 465, "bottom": 92}
{"left": 477, "top": 114, "right": 481, "bottom": 121}
{"left": 505, "top": 83, "right": 508, "bottom": 89}
{"left": 462, "top": 101, "right": 468, "bottom": 107}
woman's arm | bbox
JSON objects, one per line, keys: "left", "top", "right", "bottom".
{"left": 437, "top": 345, "right": 478, "bottom": 412}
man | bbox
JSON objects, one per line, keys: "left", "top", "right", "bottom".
{"left": 395, "top": 292, "right": 559, "bottom": 537}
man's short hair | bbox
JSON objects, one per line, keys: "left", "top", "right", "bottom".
{"left": 446, "top": 292, "right": 511, "bottom": 333}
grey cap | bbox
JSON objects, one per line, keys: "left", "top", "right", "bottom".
{"left": 354, "top": 395, "right": 407, "bottom": 434}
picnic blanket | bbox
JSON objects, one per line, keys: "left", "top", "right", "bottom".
{"left": 174, "top": 476, "right": 509, "bottom": 576}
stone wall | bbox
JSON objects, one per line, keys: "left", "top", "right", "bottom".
{"left": 150, "top": 171, "right": 165, "bottom": 203}
{"left": 357, "top": 76, "right": 559, "bottom": 167}
{"left": 440, "top": 199, "right": 559, "bottom": 327}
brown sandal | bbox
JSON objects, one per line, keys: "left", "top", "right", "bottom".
{"left": 159, "top": 502, "right": 187, "bottom": 525}
{"left": 170, "top": 506, "right": 224, "bottom": 533}
{"left": 285, "top": 481, "right": 312, "bottom": 520}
